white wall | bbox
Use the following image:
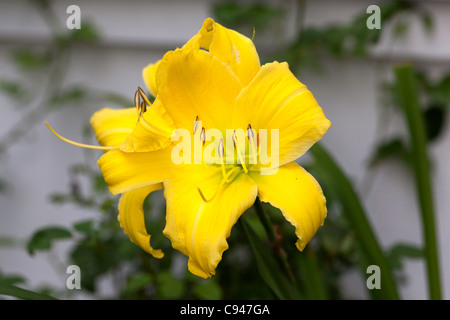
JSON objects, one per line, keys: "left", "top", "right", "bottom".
{"left": 0, "top": 0, "right": 449, "bottom": 299}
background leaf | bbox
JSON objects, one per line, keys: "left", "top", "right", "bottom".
{"left": 26, "top": 226, "right": 72, "bottom": 255}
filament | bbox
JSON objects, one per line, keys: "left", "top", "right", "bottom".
{"left": 197, "top": 167, "right": 240, "bottom": 203}
{"left": 45, "top": 122, "right": 115, "bottom": 151}
{"left": 247, "top": 124, "right": 258, "bottom": 164}
{"left": 232, "top": 130, "right": 248, "bottom": 174}
{"left": 218, "top": 139, "right": 231, "bottom": 183}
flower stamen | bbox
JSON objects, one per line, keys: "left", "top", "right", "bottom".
{"left": 137, "top": 86, "right": 151, "bottom": 106}
{"left": 135, "top": 87, "right": 151, "bottom": 122}
{"left": 218, "top": 138, "right": 231, "bottom": 183}
{"left": 194, "top": 115, "right": 200, "bottom": 134}
{"left": 45, "top": 122, "right": 115, "bottom": 151}
{"left": 232, "top": 130, "right": 249, "bottom": 174}
{"left": 247, "top": 124, "right": 258, "bottom": 164}
{"left": 197, "top": 166, "right": 240, "bottom": 203}
{"left": 200, "top": 127, "right": 206, "bottom": 146}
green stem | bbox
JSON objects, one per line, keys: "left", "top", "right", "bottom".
{"left": 296, "top": 247, "right": 328, "bottom": 300}
{"left": 310, "top": 143, "right": 399, "bottom": 300}
{"left": 394, "top": 64, "right": 441, "bottom": 300}
{"left": 252, "top": 198, "right": 296, "bottom": 284}
{"left": 239, "top": 217, "right": 300, "bottom": 299}
{"left": 253, "top": 197, "right": 275, "bottom": 242}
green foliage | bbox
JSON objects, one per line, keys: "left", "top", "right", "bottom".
{"left": 27, "top": 226, "right": 72, "bottom": 255}
{"left": 10, "top": 49, "right": 51, "bottom": 72}
{"left": 213, "top": 2, "right": 283, "bottom": 31}
{"left": 387, "top": 243, "right": 424, "bottom": 270}
{"left": 0, "top": 284, "right": 57, "bottom": 300}
{"left": 239, "top": 216, "right": 300, "bottom": 300}
{"left": 279, "top": 1, "right": 433, "bottom": 71}
{"left": 394, "top": 64, "right": 441, "bottom": 299}
{"left": 368, "top": 138, "right": 411, "bottom": 168}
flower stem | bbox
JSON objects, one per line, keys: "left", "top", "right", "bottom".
{"left": 253, "top": 197, "right": 275, "bottom": 242}
{"left": 252, "top": 198, "right": 297, "bottom": 286}
{"left": 394, "top": 64, "right": 441, "bottom": 300}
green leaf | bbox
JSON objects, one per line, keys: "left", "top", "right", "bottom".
{"left": 309, "top": 143, "right": 400, "bottom": 300}
{"left": 0, "top": 284, "right": 57, "bottom": 300}
{"left": 123, "top": 273, "right": 153, "bottom": 295}
{"left": 424, "top": 106, "right": 446, "bottom": 142}
{"left": 0, "top": 80, "right": 25, "bottom": 101}
{"left": 49, "top": 86, "right": 86, "bottom": 107}
{"left": 69, "top": 22, "right": 100, "bottom": 43}
{"left": 394, "top": 64, "right": 441, "bottom": 299}
{"left": 390, "top": 243, "right": 424, "bottom": 259}
{"left": 239, "top": 217, "right": 300, "bottom": 300}
{"left": 213, "top": 2, "right": 284, "bottom": 31}
{"left": 296, "top": 248, "right": 328, "bottom": 300}
{"left": 0, "top": 270, "right": 25, "bottom": 287}
{"left": 27, "top": 226, "right": 72, "bottom": 255}
{"left": 156, "top": 272, "right": 185, "bottom": 300}
{"left": 193, "top": 279, "right": 223, "bottom": 300}
{"left": 387, "top": 243, "right": 424, "bottom": 270}
{"left": 367, "top": 138, "right": 411, "bottom": 168}
{"left": 73, "top": 220, "right": 95, "bottom": 236}
{"left": 420, "top": 10, "right": 434, "bottom": 33}
{"left": 10, "top": 49, "right": 51, "bottom": 71}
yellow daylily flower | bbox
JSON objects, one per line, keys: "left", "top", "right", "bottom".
{"left": 48, "top": 18, "right": 331, "bottom": 279}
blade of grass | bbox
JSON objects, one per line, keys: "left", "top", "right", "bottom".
{"left": 0, "top": 284, "right": 57, "bottom": 300}
{"left": 309, "top": 143, "right": 399, "bottom": 300}
{"left": 394, "top": 64, "right": 441, "bottom": 300}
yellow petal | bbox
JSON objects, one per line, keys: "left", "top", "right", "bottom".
{"left": 236, "top": 61, "right": 331, "bottom": 166}
{"left": 90, "top": 107, "right": 138, "bottom": 147}
{"left": 142, "top": 60, "right": 160, "bottom": 97}
{"left": 119, "top": 96, "right": 175, "bottom": 153}
{"left": 97, "top": 147, "right": 173, "bottom": 195}
{"left": 118, "top": 184, "right": 164, "bottom": 258}
{"left": 142, "top": 18, "right": 259, "bottom": 97}
{"left": 163, "top": 165, "right": 257, "bottom": 278}
{"left": 142, "top": 34, "right": 201, "bottom": 97}
{"left": 197, "top": 18, "right": 261, "bottom": 86}
{"left": 156, "top": 48, "right": 242, "bottom": 133}
{"left": 249, "top": 161, "right": 327, "bottom": 251}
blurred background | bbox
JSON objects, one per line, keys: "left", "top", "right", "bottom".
{"left": 0, "top": 0, "right": 449, "bottom": 300}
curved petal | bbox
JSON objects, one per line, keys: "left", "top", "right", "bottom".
{"left": 163, "top": 165, "right": 257, "bottom": 278}
{"left": 236, "top": 62, "right": 331, "bottom": 166}
{"left": 90, "top": 107, "right": 138, "bottom": 147}
{"left": 142, "top": 60, "right": 161, "bottom": 97}
{"left": 156, "top": 48, "right": 242, "bottom": 133}
{"left": 197, "top": 18, "right": 260, "bottom": 86}
{"left": 141, "top": 18, "right": 259, "bottom": 97}
{"left": 118, "top": 184, "right": 164, "bottom": 258}
{"left": 119, "top": 96, "right": 176, "bottom": 153}
{"left": 249, "top": 161, "right": 327, "bottom": 251}
{"left": 97, "top": 147, "right": 173, "bottom": 195}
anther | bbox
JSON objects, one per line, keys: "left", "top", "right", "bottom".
{"left": 140, "top": 101, "right": 147, "bottom": 115}
{"left": 134, "top": 90, "right": 141, "bottom": 111}
{"left": 200, "top": 127, "right": 206, "bottom": 146}
{"left": 218, "top": 138, "right": 224, "bottom": 159}
{"left": 194, "top": 115, "right": 199, "bottom": 134}
{"left": 232, "top": 130, "right": 249, "bottom": 173}
{"left": 247, "top": 124, "right": 255, "bottom": 142}
{"left": 137, "top": 86, "right": 151, "bottom": 106}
